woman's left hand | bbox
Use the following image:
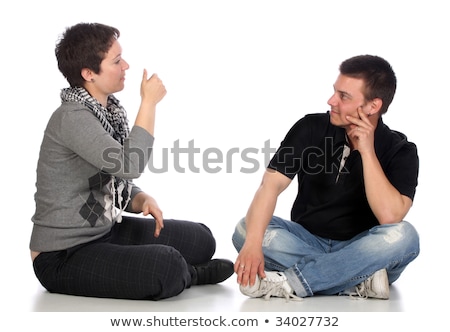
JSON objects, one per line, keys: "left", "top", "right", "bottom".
{"left": 132, "top": 192, "right": 164, "bottom": 237}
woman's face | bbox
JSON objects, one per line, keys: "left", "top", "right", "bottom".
{"left": 87, "top": 39, "right": 130, "bottom": 103}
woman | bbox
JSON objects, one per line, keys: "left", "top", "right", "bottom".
{"left": 30, "top": 22, "right": 233, "bottom": 300}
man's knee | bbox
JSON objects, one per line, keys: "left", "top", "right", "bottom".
{"left": 232, "top": 217, "right": 247, "bottom": 250}
{"left": 370, "top": 221, "right": 420, "bottom": 253}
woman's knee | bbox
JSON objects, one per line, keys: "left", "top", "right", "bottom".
{"left": 191, "top": 222, "right": 216, "bottom": 259}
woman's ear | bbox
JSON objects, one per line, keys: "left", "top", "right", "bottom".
{"left": 81, "top": 68, "right": 94, "bottom": 82}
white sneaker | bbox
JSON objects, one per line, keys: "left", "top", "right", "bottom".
{"left": 344, "top": 269, "right": 389, "bottom": 300}
{"left": 240, "top": 271, "right": 302, "bottom": 301}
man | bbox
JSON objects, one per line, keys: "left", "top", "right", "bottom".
{"left": 232, "top": 55, "right": 419, "bottom": 300}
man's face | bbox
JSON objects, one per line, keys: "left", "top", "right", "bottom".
{"left": 327, "top": 74, "right": 368, "bottom": 129}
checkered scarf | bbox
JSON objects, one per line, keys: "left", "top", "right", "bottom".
{"left": 60, "top": 87, "right": 132, "bottom": 222}
{"left": 60, "top": 87, "right": 130, "bottom": 143}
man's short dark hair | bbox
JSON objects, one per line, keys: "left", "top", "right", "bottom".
{"left": 340, "top": 55, "right": 396, "bottom": 114}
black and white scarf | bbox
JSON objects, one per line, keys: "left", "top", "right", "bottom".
{"left": 61, "top": 86, "right": 132, "bottom": 222}
{"left": 61, "top": 86, "right": 130, "bottom": 143}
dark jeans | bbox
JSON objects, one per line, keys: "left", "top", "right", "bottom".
{"left": 33, "top": 216, "right": 216, "bottom": 300}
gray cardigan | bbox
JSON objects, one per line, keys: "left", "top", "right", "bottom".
{"left": 30, "top": 102, "right": 154, "bottom": 252}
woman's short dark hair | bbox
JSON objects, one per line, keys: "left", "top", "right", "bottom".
{"left": 55, "top": 23, "right": 120, "bottom": 87}
{"left": 339, "top": 55, "right": 397, "bottom": 114}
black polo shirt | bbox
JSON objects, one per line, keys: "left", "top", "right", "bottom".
{"left": 268, "top": 112, "right": 419, "bottom": 240}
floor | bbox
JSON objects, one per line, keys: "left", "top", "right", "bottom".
{"left": 28, "top": 275, "right": 408, "bottom": 313}
{"left": 9, "top": 260, "right": 432, "bottom": 330}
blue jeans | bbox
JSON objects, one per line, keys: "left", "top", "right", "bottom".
{"left": 232, "top": 216, "right": 420, "bottom": 297}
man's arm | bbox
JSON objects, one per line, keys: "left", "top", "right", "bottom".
{"left": 360, "top": 152, "right": 412, "bottom": 224}
{"left": 234, "top": 169, "right": 292, "bottom": 286}
{"left": 347, "top": 109, "right": 412, "bottom": 224}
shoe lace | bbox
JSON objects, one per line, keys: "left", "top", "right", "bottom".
{"left": 345, "top": 278, "right": 373, "bottom": 299}
{"left": 354, "top": 280, "right": 370, "bottom": 299}
{"left": 260, "top": 274, "right": 303, "bottom": 302}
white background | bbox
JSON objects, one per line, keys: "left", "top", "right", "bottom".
{"left": 1, "top": 0, "right": 448, "bottom": 329}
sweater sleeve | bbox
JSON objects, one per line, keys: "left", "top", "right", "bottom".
{"left": 59, "top": 108, "right": 154, "bottom": 179}
{"left": 123, "top": 183, "right": 144, "bottom": 213}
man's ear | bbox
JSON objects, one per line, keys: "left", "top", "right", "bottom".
{"left": 368, "top": 98, "right": 382, "bottom": 116}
